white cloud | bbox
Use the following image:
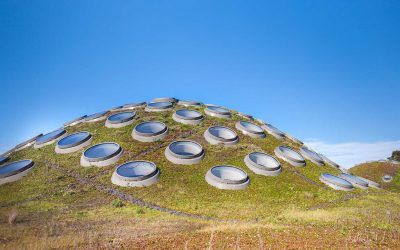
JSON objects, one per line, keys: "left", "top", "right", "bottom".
{"left": 304, "top": 139, "right": 400, "bottom": 169}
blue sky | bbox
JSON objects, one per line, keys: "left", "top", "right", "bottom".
{"left": 1, "top": 1, "right": 399, "bottom": 167}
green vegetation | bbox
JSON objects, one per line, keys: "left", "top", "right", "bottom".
{"left": 1, "top": 106, "right": 400, "bottom": 248}
{"left": 111, "top": 199, "right": 124, "bottom": 208}
{"left": 350, "top": 161, "right": 400, "bottom": 192}
{"left": 136, "top": 207, "right": 145, "bottom": 214}
{"left": 390, "top": 150, "right": 400, "bottom": 161}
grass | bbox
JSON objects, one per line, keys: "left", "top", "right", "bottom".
{"left": 1, "top": 105, "right": 400, "bottom": 248}
{"left": 350, "top": 161, "right": 400, "bottom": 191}
{"left": 111, "top": 199, "right": 124, "bottom": 208}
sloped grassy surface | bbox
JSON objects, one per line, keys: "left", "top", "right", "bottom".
{"left": 2, "top": 106, "right": 374, "bottom": 221}
{"left": 350, "top": 161, "right": 400, "bottom": 192}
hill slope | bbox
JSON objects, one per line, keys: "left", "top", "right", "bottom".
{"left": 1, "top": 103, "right": 400, "bottom": 248}
{"left": 349, "top": 161, "right": 400, "bottom": 192}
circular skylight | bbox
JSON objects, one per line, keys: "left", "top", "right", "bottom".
{"left": 145, "top": 101, "right": 173, "bottom": 111}
{"left": 57, "top": 132, "right": 92, "bottom": 149}
{"left": 210, "top": 166, "right": 248, "bottom": 184}
{"left": 177, "top": 100, "right": 202, "bottom": 106}
{"left": 340, "top": 173, "right": 369, "bottom": 188}
{"left": 116, "top": 161, "right": 158, "bottom": 180}
{"left": 83, "top": 142, "right": 122, "bottom": 162}
{"left": 175, "top": 109, "right": 203, "bottom": 120}
{"left": 110, "top": 105, "right": 123, "bottom": 111}
{"left": 274, "top": 146, "right": 306, "bottom": 167}
{"left": 64, "top": 115, "right": 87, "bottom": 127}
{"left": 247, "top": 152, "right": 281, "bottom": 171}
{"left": 173, "top": 109, "right": 204, "bottom": 125}
{"left": 279, "top": 146, "right": 304, "bottom": 162}
{"left": 0, "top": 156, "right": 10, "bottom": 165}
{"left": 205, "top": 165, "right": 250, "bottom": 190}
{"left": 319, "top": 154, "right": 340, "bottom": 168}
{"left": 85, "top": 111, "right": 109, "bottom": 122}
{"left": 14, "top": 134, "right": 43, "bottom": 152}
{"left": 204, "top": 105, "right": 231, "bottom": 118}
{"left": 299, "top": 147, "right": 325, "bottom": 166}
{"left": 208, "top": 126, "right": 237, "bottom": 142}
{"left": 235, "top": 121, "right": 265, "bottom": 138}
{"left": 320, "top": 173, "right": 354, "bottom": 191}
{"left": 112, "top": 161, "right": 160, "bottom": 187}
{"left": 284, "top": 133, "right": 303, "bottom": 145}
{"left": 357, "top": 176, "right": 381, "bottom": 188}
{"left": 35, "top": 129, "right": 66, "bottom": 146}
{"left": 207, "top": 106, "right": 229, "bottom": 114}
{"left": 153, "top": 97, "right": 177, "bottom": 103}
{"left": 261, "top": 124, "right": 285, "bottom": 140}
{"left": 107, "top": 112, "right": 136, "bottom": 124}
{"left": 168, "top": 141, "right": 204, "bottom": 159}
{"left": 165, "top": 140, "right": 205, "bottom": 165}
{"left": 134, "top": 121, "right": 167, "bottom": 136}
{"left": 0, "top": 160, "right": 34, "bottom": 178}
{"left": 122, "top": 102, "right": 146, "bottom": 109}
{"left": 132, "top": 121, "right": 169, "bottom": 142}
{"left": 245, "top": 152, "right": 282, "bottom": 176}
{"left": 383, "top": 175, "right": 393, "bottom": 182}
{"left": 237, "top": 112, "right": 253, "bottom": 120}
